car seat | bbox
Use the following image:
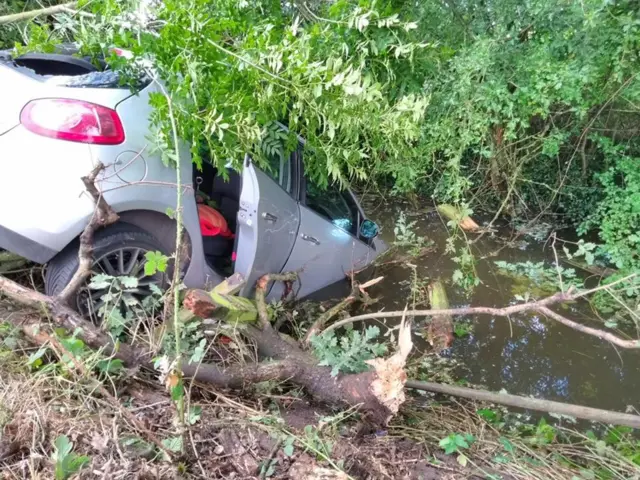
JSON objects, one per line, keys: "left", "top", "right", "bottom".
{"left": 210, "top": 169, "right": 241, "bottom": 233}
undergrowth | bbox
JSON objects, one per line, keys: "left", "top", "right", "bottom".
{"left": 1, "top": 327, "right": 638, "bottom": 480}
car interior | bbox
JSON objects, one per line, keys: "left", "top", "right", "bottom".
{"left": 192, "top": 162, "right": 242, "bottom": 276}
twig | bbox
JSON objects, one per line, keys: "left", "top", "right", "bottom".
{"left": 57, "top": 163, "right": 119, "bottom": 305}
{"left": 304, "top": 276, "right": 383, "bottom": 343}
{"left": 303, "top": 291, "right": 358, "bottom": 344}
{"left": 259, "top": 438, "right": 283, "bottom": 480}
{"left": 322, "top": 275, "right": 640, "bottom": 349}
{"left": 0, "top": 2, "right": 76, "bottom": 25}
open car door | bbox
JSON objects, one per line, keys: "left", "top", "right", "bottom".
{"left": 234, "top": 153, "right": 300, "bottom": 296}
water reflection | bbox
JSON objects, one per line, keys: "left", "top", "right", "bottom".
{"left": 357, "top": 202, "right": 640, "bottom": 412}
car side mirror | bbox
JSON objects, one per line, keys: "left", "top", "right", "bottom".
{"left": 360, "top": 219, "right": 379, "bottom": 240}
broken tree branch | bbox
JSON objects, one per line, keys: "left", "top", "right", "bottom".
{"left": 57, "top": 162, "right": 119, "bottom": 305}
{"left": 302, "top": 275, "right": 383, "bottom": 345}
{"left": 322, "top": 275, "right": 640, "bottom": 349}
{"left": 254, "top": 272, "right": 299, "bottom": 328}
{"left": 3, "top": 271, "right": 639, "bottom": 429}
{"left": 0, "top": 2, "right": 77, "bottom": 25}
{"left": 405, "top": 380, "right": 640, "bottom": 429}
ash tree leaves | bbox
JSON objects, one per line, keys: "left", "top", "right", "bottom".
{"left": 71, "top": 0, "right": 429, "bottom": 189}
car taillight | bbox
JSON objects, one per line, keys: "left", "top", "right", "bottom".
{"left": 20, "top": 98, "right": 125, "bottom": 145}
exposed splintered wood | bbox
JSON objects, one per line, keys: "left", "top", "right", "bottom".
{"left": 437, "top": 204, "right": 480, "bottom": 232}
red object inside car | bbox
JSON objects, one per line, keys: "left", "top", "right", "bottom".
{"left": 197, "top": 204, "right": 234, "bottom": 238}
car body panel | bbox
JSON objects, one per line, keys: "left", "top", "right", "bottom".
{"left": 0, "top": 53, "right": 383, "bottom": 300}
{"left": 277, "top": 205, "right": 375, "bottom": 299}
{"left": 236, "top": 157, "right": 301, "bottom": 297}
{"left": 0, "top": 62, "right": 132, "bottom": 136}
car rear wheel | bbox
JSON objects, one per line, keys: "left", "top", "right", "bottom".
{"left": 45, "top": 223, "right": 169, "bottom": 320}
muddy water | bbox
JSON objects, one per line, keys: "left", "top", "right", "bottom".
{"left": 340, "top": 199, "right": 640, "bottom": 413}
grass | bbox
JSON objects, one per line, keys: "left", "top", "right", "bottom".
{"left": 1, "top": 337, "right": 638, "bottom": 479}
{"left": 0, "top": 294, "right": 638, "bottom": 479}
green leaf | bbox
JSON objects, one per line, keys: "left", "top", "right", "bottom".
{"left": 188, "top": 405, "right": 202, "bottom": 425}
{"left": 119, "top": 276, "right": 139, "bottom": 289}
{"left": 27, "top": 346, "right": 48, "bottom": 368}
{"left": 54, "top": 435, "right": 73, "bottom": 458}
{"left": 283, "top": 443, "right": 294, "bottom": 457}
{"left": 162, "top": 436, "right": 183, "bottom": 452}
{"left": 499, "top": 436, "right": 515, "bottom": 453}
{"left": 477, "top": 408, "right": 498, "bottom": 423}
{"left": 96, "top": 358, "right": 124, "bottom": 374}
{"left": 144, "top": 251, "right": 168, "bottom": 276}
{"left": 89, "top": 274, "right": 113, "bottom": 290}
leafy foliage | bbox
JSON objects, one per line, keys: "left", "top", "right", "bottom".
{"left": 51, "top": 435, "right": 90, "bottom": 480}
{"left": 393, "top": 211, "right": 431, "bottom": 256}
{"left": 7, "top": 0, "right": 639, "bottom": 278}
{"left": 310, "top": 326, "right": 387, "bottom": 377}
{"left": 88, "top": 273, "right": 164, "bottom": 338}
{"left": 494, "top": 260, "right": 583, "bottom": 296}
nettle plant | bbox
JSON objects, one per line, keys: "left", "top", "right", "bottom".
{"left": 88, "top": 272, "right": 164, "bottom": 339}
{"left": 310, "top": 325, "right": 387, "bottom": 377}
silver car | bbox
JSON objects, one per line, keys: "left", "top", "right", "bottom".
{"left": 0, "top": 48, "right": 384, "bottom": 311}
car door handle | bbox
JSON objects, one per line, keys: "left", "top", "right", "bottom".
{"left": 262, "top": 212, "right": 278, "bottom": 223}
{"left": 300, "top": 233, "right": 320, "bottom": 245}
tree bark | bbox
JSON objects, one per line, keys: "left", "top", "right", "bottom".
{"left": 405, "top": 380, "right": 640, "bottom": 429}
{"left": 57, "top": 163, "right": 119, "bottom": 305}
{"left": 321, "top": 277, "right": 640, "bottom": 349}
{"left": 0, "top": 2, "right": 77, "bottom": 25}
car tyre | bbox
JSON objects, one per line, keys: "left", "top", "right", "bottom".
{"left": 45, "top": 223, "right": 169, "bottom": 314}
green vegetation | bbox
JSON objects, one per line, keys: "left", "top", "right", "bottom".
{"left": 310, "top": 325, "right": 387, "bottom": 377}
{"left": 4, "top": 0, "right": 639, "bottom": 291}
{"left": 1, "top": 1, "right": 639, "bottom": 478}
{"left": 51, "top": 435, "right": 90, "bottom": 480}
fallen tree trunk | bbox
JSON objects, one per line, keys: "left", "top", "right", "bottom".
{"left": 2, "top": 274, "right": 638, "bottom": 428}
{"left": 0, "top": 272, "right": 413, "bottom": 426}
{"left": 405, "top": 379, "right": 640, "bottom": 429}
{"left": 437, "top": 204, "right": 480, "bottom": 232}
